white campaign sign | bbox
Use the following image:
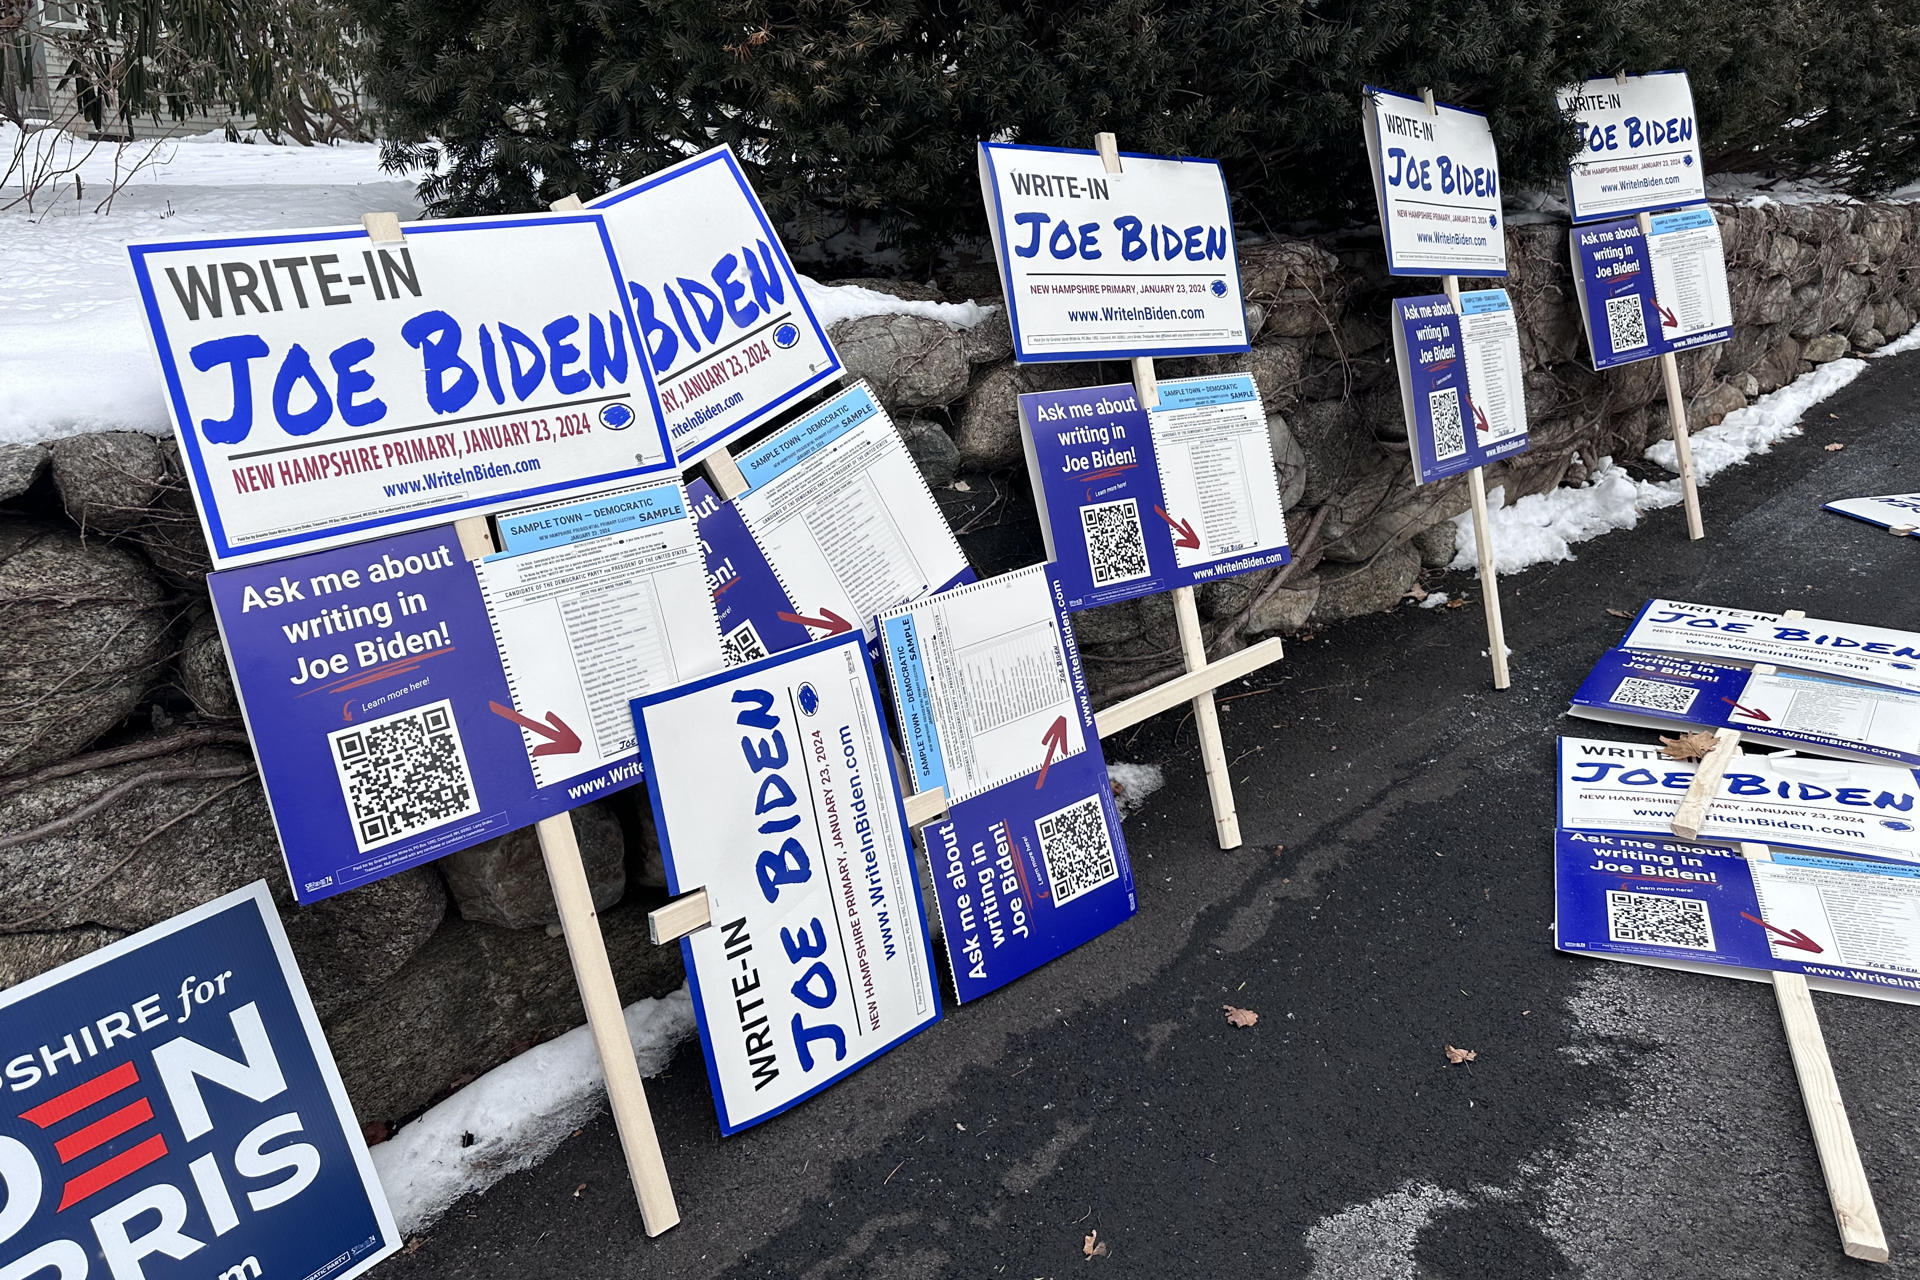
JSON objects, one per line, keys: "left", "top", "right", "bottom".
{"left": 632, "top": 634, "right": 940, "bottom": 1134}
{"left": 129, "top": 212, "right": 673, "bottom": 566}
{"left": 1457, "top": 289, "right": 1526, "bottom": 443}
{"left": 978, "top": 142, "right": 1249, "bottom": 362}
{"left": 1149, "top": 373, "right": 1291, "bottom": 570}
{"left": 1624, "top": 599, "right": 1920, "bottom": 694}
{"left": 1557, "top": 72, "right": 1705, "bottom": 222}
{"left": 1645, "top": 207, "right": 1732, "bottom": 340}
{"left": 1824, "top": 493, "right": 1920, "bottom": 534}
{"left": 1751, "top": 855, "right": 1920, "bottom": 979}
{"left": 1361, "top": 87, "right": 1507, "bottom": 277}
{"left": 588, "top": 146, "right": 842, "bottom": 464}
{"left": 1557, "top": 736, "right": 1920, "bottom": 865}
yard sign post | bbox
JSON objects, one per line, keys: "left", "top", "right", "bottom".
{"left": 1641, "top": 202, "right": 1707, "bottom": 541}
{"left": 1664, "top": 624, "right": 1888, "bottom": 1262}
{"left": 1422, "top": 90, "right": 1511, "bottom": 691}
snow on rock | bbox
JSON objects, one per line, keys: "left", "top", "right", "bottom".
{"left": 797, "top": 274, "right": 996, "bottom": 332}
{"left": 371, "top": 985, "right": 696, "bottom": 1237}
{"left": 1449, "top": 350, "right": 1882, "bottom": 575}
{"left": 0, "top": 129, "right": 416, "bottom": 444}
{"left": 1108, "top": 762, "right": 1166, "bottom": 819}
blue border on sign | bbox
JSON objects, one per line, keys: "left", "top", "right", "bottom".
{"left": 589, "top": 146, "right": 845, "bottom": 464}
{"left": 128, "top": 213, "right": 675, "bottom": 564}
{"left": 1363, "top": 85, "right": 1511, "bottom": 281}
{"left": 1564, "top": 69, "right": 1702, "bottom": 225}
{"left": 631, "top": 630, "right": 943, "bottom": 1136}
{"left": 979, "top": 140, "right": 1251, "bottom": 364}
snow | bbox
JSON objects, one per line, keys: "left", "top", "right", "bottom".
{"left": 797, "top": 274, "right": 996, "bottom": 332}
{"left": 1108, "top": 762, "right": 1166, "bottom": 818}
{"left": 0, "top": 129, "right": 993, "bottom": 445}
{"left": 1449, "top": 353, "right": 1880, "bottom": 574}
{"left": 371, "top": 985, "right": 696, "bottom": 1237}
{"left": 1418, "top": 591, "right": 1450, "bottom": 609}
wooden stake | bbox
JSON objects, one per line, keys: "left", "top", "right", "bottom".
{"left": 1670, "top": 725, "right": 1742, "bottom": 840}
{"left": 1170, "top": 582, "right": 1240, "bottom": 849}
{"left": 1094, "top": 637, "right": 1285, "bottom": 737}
{"left": 1440, "top": 274, "right": 1510, "bottom": 690}
{"left": 1739, "top": 842, "right": 1889, "bottom": 1262}
{"left": 1637, "top": 210, "right": 1705, "bottom": 540}
{"left": 455, "top": 515, "right": 679, "bottom": 1236}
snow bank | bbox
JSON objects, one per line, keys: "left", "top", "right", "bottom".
{"left": 798, "top": 275, "right": 996, "bottom": 331}
{"left": 371, "top": 985, "right": 696, "bottom": 1237}
{"left": 1449, "top": 353, "right": 1877, "bottom": 574}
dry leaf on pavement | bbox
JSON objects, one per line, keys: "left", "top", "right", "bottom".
{"left": 1606, "top": 608, "right": 1632, "bottom": 619}
{"left": 1825, "top": 442, "right": 1845, "bottom": 452}
{"left": 1223, "top": 1005, "right": 1259, "bottom": 1028}
{"left": 1084, "top": 1230, "right": 1108, "bottom": 1259}
{"left": 1659, "top": 730, "right": 1720, "bottom": 761}
{"left": 1444, "top": 1045, "right": 1477, "bottom": 1064}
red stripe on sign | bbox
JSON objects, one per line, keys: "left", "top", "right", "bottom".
{"left": 54, "top": 1097, "right": 155, "bottom": 1164}
{"left": 19, "top": 1061, "right": 139, "bottom": 1129}
{"left": 57, "top": 1133, "right": 168, "bottom": 1210}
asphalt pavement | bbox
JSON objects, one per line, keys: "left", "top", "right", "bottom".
{"left": 389, "top": 348, "right": 1920, "bottom": 1279}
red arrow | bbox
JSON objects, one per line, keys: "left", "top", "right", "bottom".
{"left": 1035, "top": 716, "right": 1070, "bottom": 790}
{"left": 1153, "top": 505, "right": 1202, "bottom": 550}
{"left": 489, "top": 701, "right": 584, "bottom": 757}
{"left": 1720, "top": 695, "right": 1772, "bottom": 722}
{"left": 777, "top": 607, "right": 853, "bottom": 635}
{"left": 1658, "top": 303, "right": 1679, "bottom": 329}
{"left": 1740, "top": 910, "right": 1823, "bottom": 953}
{"left": 1473, "top": 403, "right": 1491, "bottom": 434}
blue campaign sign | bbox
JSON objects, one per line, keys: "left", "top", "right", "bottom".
{"left": 0, "top": 883, "right": 400, "bottom": 1280}
{"left": 1553, "top": 830, "right": 1920, "bottom": 1003}
{"left": 922, "top": 747, "right": 1136, "bottom": 1003}
{"left": 1569, "top": 647, "right": 1920, "bottom": 768}
{"left": 1569, "top": 217, "right": 1663, "bottom": 368}
{"left": 1019, "top": 379, "right": 1291, "bottom": 611}
{"left": 587, "top": 146, "right": 842, "bottom": 465}
{"left": 976, "top": 142, "right": 1249, "bottom": 363}
{"left": 208, "top": 510, "right": 721, "bottom": 902}
{"left": 128, "top": 212, "right": 676, "bottom": 567}
{"left": 686, "top": 477, "right": 814, "bottom": 664}
{"left": 631, "top": 633, "right": 942, "bottom": 1133}
{"left": 1391, "top": 294, "right": 1529, "bottom": 483}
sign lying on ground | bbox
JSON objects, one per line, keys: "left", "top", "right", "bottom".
{"left": 587, "top": 145, "right": 842, "bottom": 465}
{"left": 1556, "top": 736, "right": 1920, "bottom": 866}
{"left": 880, "top": 564, "right": 1089, "bottom": 805}
{"left": 1019, "top": 374, "right": 1290, "bottom": 611}
{"left": 1361, "top": 87, "right": 1507, "bottom": 278}
{"left": 1556, "top": 71, "right": 1705, "bottom": 223}
{"left": 1390, "top": 290, "right": 1529, "bottom": 482}
{"left": 733, "top": 381, "right": 972, "bottom": 643}
{"left": 977, "top": 141, "right": 1250, "bottom": 363}
{"left": 1622, "top": 600, "right": 1920, "bottom": 695}
{"left": 129, "top": 212, "right": 674, "bottom": 566}
{"left": 1570, "top": 647, "right": 1920, "bottom": 768}
{"left": 1554, "top": 830, "right": 1920, "bottom": 1005}
{"left": 1824, "top": 493, "right": 1920, "bottom": 536}
{"left": 631, "top": 633, "right": 941, "bottom": 1134}
{"left": 1570, "top": 207, "right": 1732, "bottom": 369}
{"left": 210, "top": 489, "right": 722, "bottom": 902}
{"left": 0, "top": 883, "right": 400, "bottom": 1280}
{"left": 687, "top": 476, "right": 812, "bottom": 665}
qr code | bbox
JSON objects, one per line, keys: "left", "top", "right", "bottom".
{"left": 1611, "top": 676, "right": 1699, "bottom": 716}
{"left": 1081, "top": 497, "right": 1151, "bottom": 586}
{"left": 721, "top": 619, "right": 770, "bottom": 666}
{"left": 1427, "top": 387, "right": 1467, "bottom": 461}
{"left": 328, "top": 700, "right": 481, "bottom": 853}
{"left": 1606, "top": 890, "right": 1715, "bottom": 951}
{"left": 1036, "top": 792, "right": 1120, "bottom": 907}
{"left": 1605, "top": 294, "right": 1649, "bottom": 353}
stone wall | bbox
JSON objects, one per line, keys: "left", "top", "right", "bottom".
{"left": 0, "top": 196, "right": 1912, "bottom": 1130}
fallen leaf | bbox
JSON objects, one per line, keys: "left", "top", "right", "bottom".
{"left": 1659, "top": 730, "right": 1720, "bottom": 761}
{"left": 1083, "top": 1230, "right": 1108, "bottom": 1259}
{"left": 1223, "top": 1004, "right": 1259, "bottom": 1028}
{"left": 1825, "top": 442, "right": 1845, "bottom": 451}
{"left": 1606, "top": 608, "right": 1632, "bottom": 619}
{"left": 361, "top": 1120, "right": 390, "bottom": 1146}
{"left": 1274, "top": 844, "right": 1286, "bottom": 855}
{"left": 1446, "top": 597, "right": 1466, "bottom": 609}
{"left": 1404, "top": 583, "right": 1429, "bottom": 602}
{"left": 1444, "top": 1044, "right": 1477, "bottom": 1064}
{"left": 572, "top": 1183, "right": 588, "bottom": 1198}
